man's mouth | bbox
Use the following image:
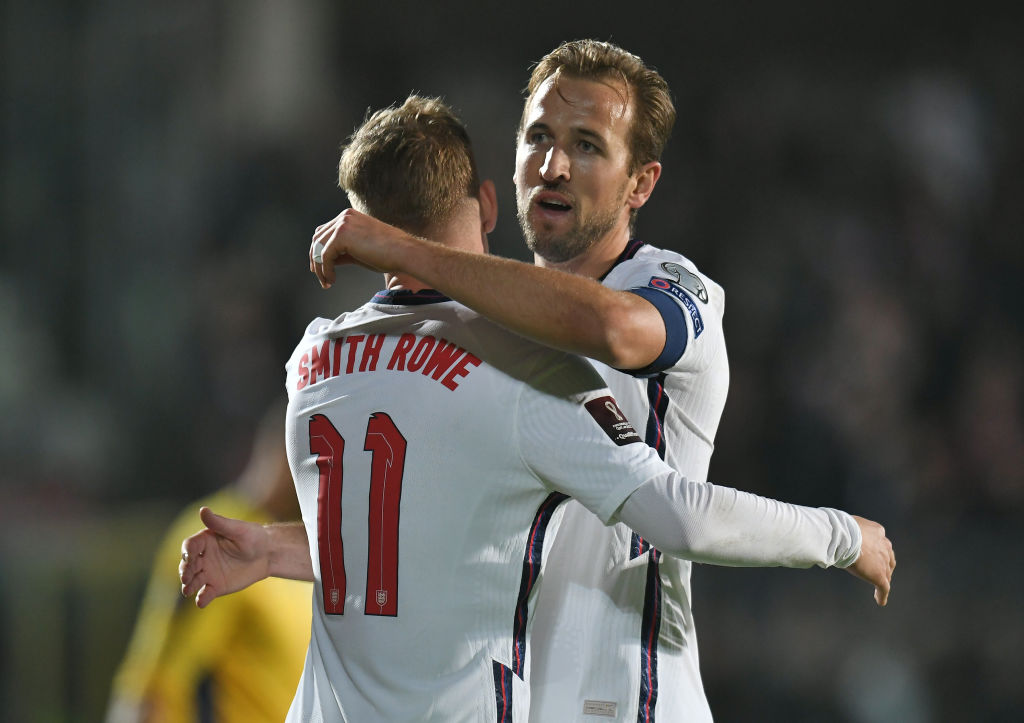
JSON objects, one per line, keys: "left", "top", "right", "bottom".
{"left": 533, "top": 192, "right": 573, "bottom": 214}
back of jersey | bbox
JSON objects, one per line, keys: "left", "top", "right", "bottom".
{"left": 281, "top": 292, "right": 649, "bottom": 723}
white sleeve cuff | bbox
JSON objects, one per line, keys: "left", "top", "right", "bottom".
{"left": 821, "top": 507, "right": 862, "bottom": 569}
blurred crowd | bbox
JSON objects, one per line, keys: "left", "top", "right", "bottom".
{"left": 1, "top": 2, "right": 1020, "bottom": 721}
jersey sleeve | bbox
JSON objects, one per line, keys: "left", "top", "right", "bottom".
{"left": 510, "top": 348, "right": 862, "bottom": 568}
{"left": 513, "top": 355, "right": 862, "bottom": 568}
{"left": 605, "top": 253, "right": 725, "bottom": 378}
{"left": 614, "top": 473, "right": 862, "bottom": 569}
{"left": 511, "top": 351, "right": 680, "bottom": 523}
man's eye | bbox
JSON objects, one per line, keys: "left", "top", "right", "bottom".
{"left": 529, "top": 132, "right": 548, "bottom": 144}
{"left": 579, "top": 140, "right": 596, "bottom": 153}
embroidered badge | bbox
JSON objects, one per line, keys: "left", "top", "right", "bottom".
{"left": 660, "top": 261, "right": 709, "bottom": 303}
{"left": 584, "top": 396, "right": 641, "bottom": 446}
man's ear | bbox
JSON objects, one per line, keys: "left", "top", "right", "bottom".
{"left": 478, "top": 179, "right": 498, "bottom": 233}
{"left": 627, "top": 161, "right": 662, "bottom": 210}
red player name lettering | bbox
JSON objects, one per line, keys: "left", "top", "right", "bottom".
{"left": 297, "top": 333, "right": 480, "bottom": 392}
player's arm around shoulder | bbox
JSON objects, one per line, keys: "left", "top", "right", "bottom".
{"left": 404, "top": 243, "right": 672, "bottom": 371}
{"left": 310, "top": 208, "right": 669, "bottom": 370}
{"left": 603, "top": 251, "right": 728, "bottom": 375}
{"left": 592, "top": 289, "right": 670, "bottom": 370}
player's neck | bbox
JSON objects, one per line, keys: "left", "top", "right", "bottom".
{"left": 385, "top": 273, "right": 431, "bottom": 292}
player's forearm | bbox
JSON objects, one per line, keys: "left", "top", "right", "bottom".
{"left": 265, "top": 521, "right": 314, "bottom": 581}
{"left": 617, "top": 474, "right": 862, "bottom": 569}
{"left": 400, "top": 238, "right": 662, "bottom": 368}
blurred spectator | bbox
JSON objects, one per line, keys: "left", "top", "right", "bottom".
{"left": 105, "top": 401, "right": 311, "bottom": 723}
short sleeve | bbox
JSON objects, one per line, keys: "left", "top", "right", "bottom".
{"left": 603, "top": 249, "right": 725, "bottom": 378}
{"left": 512, "top": 352, "right": 676, "bottom": 523}
{"left": 624, "top": 287, "right": 689, "bottom": 377}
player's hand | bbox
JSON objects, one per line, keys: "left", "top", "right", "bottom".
{"left": 845, "top": 515, "right": 895, "bottom": 606}
{"left": 179, "top": 507, "right": 272, "bottom": 608}
{"left": 310, "top": 208, "right": 413, "bottom": 288}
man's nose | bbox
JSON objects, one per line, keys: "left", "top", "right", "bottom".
{"left": 540, "top": 146, "right": 570, "bottom": 182}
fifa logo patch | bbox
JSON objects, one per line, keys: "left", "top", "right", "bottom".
{"left": 648, "top": 277, "right": 704, "bottom": 338}
{"left": 585, "top": 396, "right": 641, "bottom": 446}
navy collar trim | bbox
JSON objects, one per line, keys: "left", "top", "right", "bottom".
{"left": 598, "top": 239, "right": 646, "bottom": 282}
{"left": 371, "top": 288, "right": 452, "bottom": 306}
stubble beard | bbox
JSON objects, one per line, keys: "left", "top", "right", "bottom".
{"left": 516, "top": 187, "right": 625, "bottom": 264}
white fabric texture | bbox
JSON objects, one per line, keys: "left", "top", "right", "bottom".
{"left": 616, "top": 475, "right": 862, "bottom": 569}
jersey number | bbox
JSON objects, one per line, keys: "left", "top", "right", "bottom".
{"left": 309, "top": 413, "right": 406, "bottom": 616}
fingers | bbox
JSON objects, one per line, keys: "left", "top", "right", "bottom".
{"left": 179, "top": 534, "right": 204, "bottom": 578}
{"left": 311, "top": 221, "right": 330, "bottom": 276}
{"left": 179, "top": 509, "right": 230, "bottom": 598}
{"left": 310, "top": 212, "right": 347, "bottom": 289}
{"left": 199, "top": 506, "right": 229, "bottom": 532}
{"left": 879, "top": 529, "right": 894, "bottom": 606}
{"left": 874, "top": 579, "right": 890, "bottom": 607}
{"left": 310, "top": 235, "right": 327, "bottom": 289}
{"left": 199, "top": 506, "right": 251, "bottom": 542}
{"left": 179, "top": 543, "right": 206, "bottom": 598}
{"left": 310, "top": 209, "right": 378, "bottom": 289}
{"left": 179, "top": 515, "right": 213, "bottom": 600}
{"left": 873, "top": 531, "right": 895, "bottom": 607}
{"left": 848, "top": 516, "right": 896, "bottom": 607}
{"left": 180, "top": 563, "right": 200, "bottom": 599}
{"left": 311, "top": 233, "right": 330, "bottom": 288}
{"left": 195, "top": 583, "right": 218, "bottom": 609}
{"left": 180, "top": 555, "right": 218, "bottom": 607}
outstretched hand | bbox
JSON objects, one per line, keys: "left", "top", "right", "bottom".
{"left": 846, "top": 515, "right": 896, "bottom": 606}
{"left": 179, "top": 507, "right": 271, "bottom": 608}
{"left": 310, "top": 208, "right": 413, "bottom": 288}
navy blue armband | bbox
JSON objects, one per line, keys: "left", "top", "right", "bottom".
{"left": 621, "top": 287, "right": 689, "bottom": 377}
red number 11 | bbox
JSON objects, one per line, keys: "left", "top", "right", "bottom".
{"left": 309, "top": 412, "right": 407, "bottom": 617}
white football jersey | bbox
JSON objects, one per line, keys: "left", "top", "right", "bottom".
{"left": 530, "top": 241, "right": 729, "bottom": 722}
{"left": 282, "top": 289, "right": 674, "bottom": 723}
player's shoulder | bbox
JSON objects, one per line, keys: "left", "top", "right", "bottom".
{"left": 610, "top": 242, "right": 717, "bottom": 285}
{"left": 291, "top": 314, "right": 346, "bottom": 346}
{"left": 606, "top": 242, "right": 724, "bottom": 311}
{"left": 285, "top": 305, "right": 376, "bottom": 366}
{"left": 451, "top": 307, "right": 607, "bottom": 394}
{"left": 301, "top": 305, "right": 376, "bottom": 338}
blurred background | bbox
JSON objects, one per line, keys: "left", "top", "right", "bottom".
{"left": 1, "top": 1, "right": 1021, "bottom": 721}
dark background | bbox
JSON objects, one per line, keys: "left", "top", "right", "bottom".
{"left": 2, "top": 2, "right": 1021, "bottom": 721}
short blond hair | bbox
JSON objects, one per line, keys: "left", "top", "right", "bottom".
{"left": 338, "top": 95, "right": 480, "bottom": 234}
